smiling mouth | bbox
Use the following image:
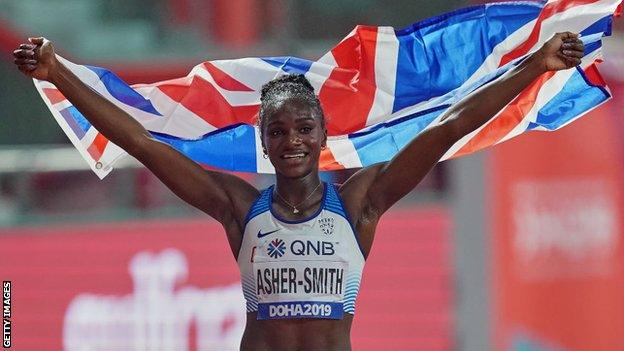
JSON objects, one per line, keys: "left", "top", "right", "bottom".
{"left": 280, "top": 152, "right": 307, "bottom": 159}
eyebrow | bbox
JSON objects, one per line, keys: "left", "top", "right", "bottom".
{"left": 266, "top": 116, "right": 316, "bottom": 127}
{"left": 295, "top": 117, "right": 316, "bottom": 123}
{"left": 266, "top": 120, "right": 283, "bottom": 127}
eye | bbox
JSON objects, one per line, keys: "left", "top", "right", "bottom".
{"left": 299, "top": 126, "right": 313, "bottom": 134}
{"left": 269, "top": 129, "right": 283, "bottom": 137}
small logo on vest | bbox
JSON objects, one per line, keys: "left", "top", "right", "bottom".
{"left": 257, "top": 228, "right": 281, "bottom": 238}
{"left": 267, "top": 239, "right": 286, "bottom": 258}
{"left": 318, "top": 217, "right": 335, "bottom": 235}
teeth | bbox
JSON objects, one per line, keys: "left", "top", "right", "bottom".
{"left": 283, "top": 153, "right": 305, "bottom": 159}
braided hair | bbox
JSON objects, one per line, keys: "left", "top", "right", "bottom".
{"left": 258, "top": 74, "right": 325, "bottom": 136}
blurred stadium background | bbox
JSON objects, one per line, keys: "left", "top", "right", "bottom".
{"left": 1, "top": 1, "right": 623, "bottom": 350}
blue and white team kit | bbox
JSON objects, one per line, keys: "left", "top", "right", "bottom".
{"left": 237, "top": 183, "right": 365, "bottom": 320}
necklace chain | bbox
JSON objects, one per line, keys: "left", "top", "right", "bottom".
{"left": 275, "top": 182, "right": 322, "bottom": 214}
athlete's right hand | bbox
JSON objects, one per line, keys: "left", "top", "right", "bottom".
{"left": 13, "top": 37, "right": 58, "bottom": 82}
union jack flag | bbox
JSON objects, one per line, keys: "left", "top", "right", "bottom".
{"left": 34, "top": 0, "right": 622, "bottom": 179}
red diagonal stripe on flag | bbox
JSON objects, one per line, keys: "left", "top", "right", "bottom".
{"left": 202, "top": 62, "right": 254, "bottom": 92}
{"left": 499, "top": 0, "right": 600, "bottom": 67}
{"left": 452, "top": 71, "right": 556, "bottom": 158}
{"left": 157, "top": 75, "right": 259, "bottom": 128}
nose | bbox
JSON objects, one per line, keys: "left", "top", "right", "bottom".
{"left": 287, "top": 131, "right": 302, "bottom": 146}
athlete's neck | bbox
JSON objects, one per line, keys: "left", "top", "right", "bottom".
{"left": 274, "top": 172, "right": 323, "bottom": 206}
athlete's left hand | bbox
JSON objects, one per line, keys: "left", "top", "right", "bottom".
{"left": 534, "top": 32, "right": 584, "bottom": 72}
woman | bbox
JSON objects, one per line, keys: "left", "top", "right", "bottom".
{"left": 13, "top": 33, "right": 583, "bottom": 350}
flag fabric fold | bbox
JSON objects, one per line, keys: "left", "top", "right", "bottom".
{"left": 34, "top": 0, "right": 622, "bottom": 179}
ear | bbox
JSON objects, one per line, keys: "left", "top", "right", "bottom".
{"left": 257, "top": 124, "right": 266, "bottom": 150}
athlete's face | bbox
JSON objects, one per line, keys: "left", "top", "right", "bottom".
{"left": 262, "top": 100, "right": 327, "bottom": 179}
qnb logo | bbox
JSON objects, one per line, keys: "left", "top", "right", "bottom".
{"left": 63, "top": 249, "right": 245, "bottom": 351}
{"left": 267, "top": 239, "right": 287, "bottom": 258}
{"left": 291, "top": 240, "right": 336, "bottom": 256}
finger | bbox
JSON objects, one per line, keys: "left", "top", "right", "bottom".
{"left": 562, "top": 42, "right": 584, "bottom": 52}
{"left": 14, "top": 58, "right": 37, "bottom": 66}
{"left": 12, "top": 49, "right": 35, "bottom": 58}
{"left": 19, "top": 43, "right": 36, "bottom": 50}
{"left": 559, "top": 31, "right": 579, "bottom": 40}
{"left": 562, "top": 49, "right": 584, "bottom": 59}
{"left": 13, "top": 52, "right": 35, "bottom": 61}
{"left": 563, "top": 38, "right": 584, "bottom": 47}
{"left": 28, "top": 37, "right": 44, "bottom": 46}
{"left": 563, "top": 37, "right": 583, "bottom": 43}
{"left": 556, "top": 51, "right": 580, "bottom": 67}
{"left": 565, "top": 55, "right": 581, "bottom": 67}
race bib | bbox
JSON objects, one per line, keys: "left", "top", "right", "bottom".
{"left": 254, "top": 260, "right": 348, "bottom": 320}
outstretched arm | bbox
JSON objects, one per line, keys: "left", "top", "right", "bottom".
{"left": 13, "top": 38, "right": 258, "bottom": 230}
{"left": 341, "top": 32, "right": 583, "bottom": 248}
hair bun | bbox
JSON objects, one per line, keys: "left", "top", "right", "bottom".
{"left": 260, "top": 74, "right": 315, "bottom": 100}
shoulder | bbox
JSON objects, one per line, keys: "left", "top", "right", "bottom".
{"left": 241, "top": 186, "right": 273, "bottom": 224}
{"left": 220, "top": 181, "right": 264, "bottom": 256}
